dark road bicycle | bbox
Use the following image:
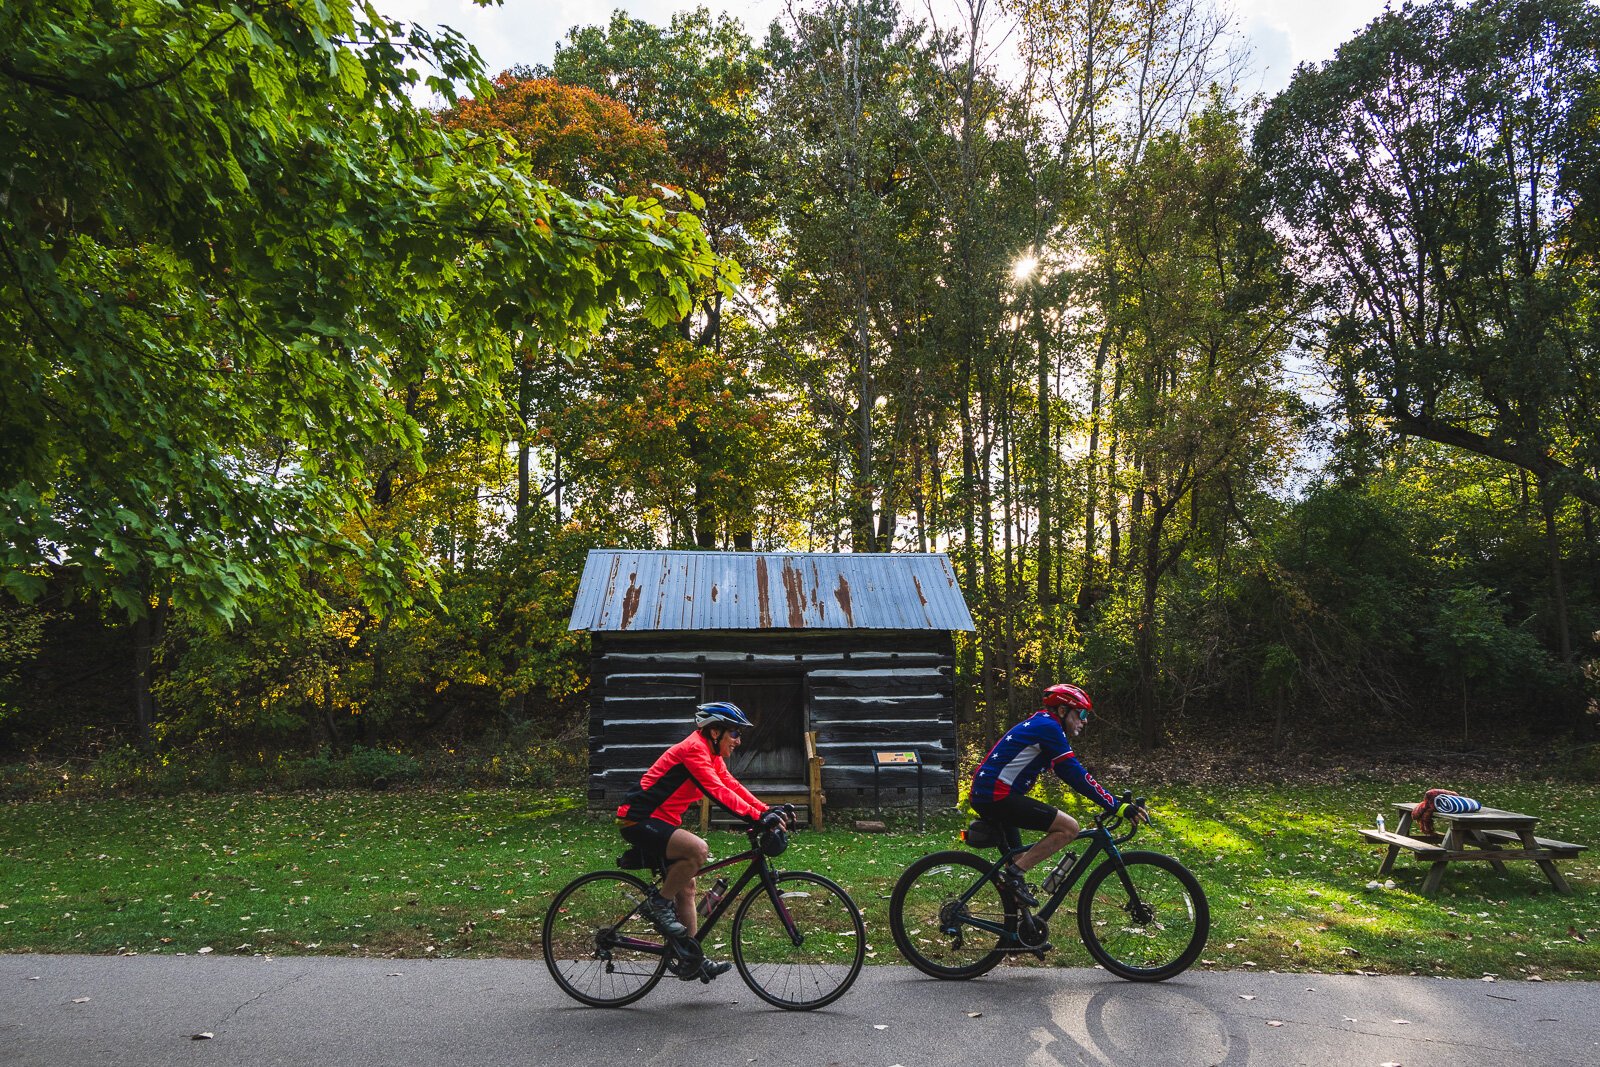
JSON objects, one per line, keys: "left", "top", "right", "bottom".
{"left": 542, "top": 810, "right": 865, "bottom": 1010}
{"left": 888, "top": 796, "right": 1208, "bottom": 982}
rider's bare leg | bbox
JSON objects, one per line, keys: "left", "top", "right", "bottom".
{"left": 1011, "top": 810, "right": 1079, "bottom": 873}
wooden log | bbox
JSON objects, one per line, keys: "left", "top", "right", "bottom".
{"left": 602, "top": 673, "right": 702, "bottom": 698}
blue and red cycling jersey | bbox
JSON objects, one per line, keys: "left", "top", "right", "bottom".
{"left": 969, "top": 710, "right": 1117, "bottom": 811}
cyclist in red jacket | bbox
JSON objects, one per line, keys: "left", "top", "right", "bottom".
{"left": 616, "top": 701, "right": 777, "bottom": 980}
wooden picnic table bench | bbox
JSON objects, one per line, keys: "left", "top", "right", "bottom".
{"left": 1358, "top": 802, "right": 1587, "bottom": 896}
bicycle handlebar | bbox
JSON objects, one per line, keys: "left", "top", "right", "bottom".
{"left": 1093, "top": 793, "right": 1152, "bottom": 844}
{"left": 746, "top": 803, "right": 799, "bottom": 836}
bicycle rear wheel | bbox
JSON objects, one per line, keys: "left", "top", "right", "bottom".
{"left": 731, "top": 871, "right": 865, "bottom": 1010}
{"left": 542, "top": 870, "right": 668, "bottom": 1007}
{"left": 888, "top": 850, "right": 1012, "bottom": 979}
{"left": 1076, "top": 850, "right": 1209, "bottom": 981}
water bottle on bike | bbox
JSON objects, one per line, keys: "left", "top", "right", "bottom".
{"left": 697, "top": 877, "right": 729, "bottom": 917}
{"left": 1040, "top": 851, "right": 1076, "bottom": 896}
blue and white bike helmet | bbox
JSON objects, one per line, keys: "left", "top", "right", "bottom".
{"left": 695, "top": 701, "right": 754, "bottom": 730}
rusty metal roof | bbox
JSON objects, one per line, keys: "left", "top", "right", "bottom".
{"left": 568, "top": 550, "right": 976, "bottom": 632}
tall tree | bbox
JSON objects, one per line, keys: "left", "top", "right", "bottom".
{"left": 1104, "top": 103, "right": 1299, "bottom": 747}
{"left": 1255, "top": 0, "right": 1600, "bottom": 510}
{"left": 446, "top": 75, "right": 674, "bottom": 533}
{"left": 553, "top": 7, "right": 773, "bottom": 547}
{"left": 0, "top": 0, "right": 716, "bottom": 630}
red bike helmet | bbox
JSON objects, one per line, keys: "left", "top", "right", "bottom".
{"left": 1042, "top": 683, "right": 1093, "bottom": 715}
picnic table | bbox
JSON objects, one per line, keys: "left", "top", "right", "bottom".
{"left": 1359, "top": 802, "right": 1587, "bottom": 896}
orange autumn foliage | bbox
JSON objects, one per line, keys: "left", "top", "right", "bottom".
{"left": 448, "top": 75, "right": 671, "bottom": 197}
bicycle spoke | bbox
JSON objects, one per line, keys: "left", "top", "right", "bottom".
{"left": 888, "top": 851, "right": 1011, "bottom": 979}
{"left": 1077, "top": 852, "right": 1209, "bottom": 981}
{"left": 732, "top": 872, "right": 864, "bottom": 1010}
{"left": 542, "top": 871, "right": 667, "bottom": 1007}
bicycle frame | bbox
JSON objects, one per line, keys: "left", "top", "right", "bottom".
{"left": 956, "top": 820, "right": 1131, "bottom": 944}
{"left": 605, "top": 842, "right": 803, "bottom": 957}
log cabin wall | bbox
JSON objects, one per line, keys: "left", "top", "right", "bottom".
{"left": 587, "top": 629, "right": 958, "bottom": 812}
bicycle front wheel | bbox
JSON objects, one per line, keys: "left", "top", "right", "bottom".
{"left": 888, "top": 850, "right": 1012, "bottom": 980}
{"left": 542, "top": 870, "right": 668, "bottom": 1007}
{"left": 731, "top": 871, "right": 865, "bottom": 1010}
{"left": 1076, "top": 850, "right": 1209, "bottom": 981}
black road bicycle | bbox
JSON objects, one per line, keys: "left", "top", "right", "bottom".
{"left": 888, "top": 796, "right": 1209, "bottom": 982}
{"left": 542, "top": 810, "right": 865, "bottom": 1010}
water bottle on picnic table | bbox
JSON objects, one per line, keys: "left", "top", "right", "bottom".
{"left": 1376, "top": 814, "right": 1386, "bottom": 834}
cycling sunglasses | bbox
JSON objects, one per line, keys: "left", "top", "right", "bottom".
{"left": 1074, "top": 709, "right": 1090, "bottom": 723}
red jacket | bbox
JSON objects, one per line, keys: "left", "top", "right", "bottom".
{"left": 617, "top": 731, "right": 767, "bottom": 827}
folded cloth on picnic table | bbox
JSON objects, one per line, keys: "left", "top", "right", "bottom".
{"left": 1412, "top": 789, "right": 1482, "bottom": 835}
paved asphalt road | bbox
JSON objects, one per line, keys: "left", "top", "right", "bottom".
{"left": 3, "top": 954, "right": 1596, "bottom": 1067}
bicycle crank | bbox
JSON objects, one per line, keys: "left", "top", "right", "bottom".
{"left": 663, "top": 935, "right": 705, "bottom": 979}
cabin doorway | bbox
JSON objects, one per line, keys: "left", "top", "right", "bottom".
{"left": 705, "top": 676, "right": 805, "bottom": 781}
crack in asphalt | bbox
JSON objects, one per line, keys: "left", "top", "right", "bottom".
{"left": 216, "top": 970, "right": 312, "bottom": 1027}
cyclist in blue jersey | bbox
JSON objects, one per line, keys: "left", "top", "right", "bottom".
{"left": 969, "top": 683, "right": 1144, "bottom": 905}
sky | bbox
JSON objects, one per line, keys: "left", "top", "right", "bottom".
{"left": 379, "top": 0, "right": 1397, "bottom": 98}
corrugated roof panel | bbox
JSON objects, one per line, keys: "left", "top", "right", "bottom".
{"left": 569, "top": 550, "right": 975, "bottom": 632}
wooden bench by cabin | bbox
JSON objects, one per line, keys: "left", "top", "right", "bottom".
{"left": 700, "top": 730, "right": 826, "bottom": 831}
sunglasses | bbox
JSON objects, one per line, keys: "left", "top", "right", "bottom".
{"left": 1074, "top": 710, "right": 1090, "bottom": 723}
{"left": 726, "top": 729, "right": 742, "bottom": 739}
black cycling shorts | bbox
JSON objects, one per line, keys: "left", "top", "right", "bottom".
{"left": 971, "top": 795, "right": 1060, "bottom": 850}
{"left": 618, "top": 817, "right": 680, "bottom": 866}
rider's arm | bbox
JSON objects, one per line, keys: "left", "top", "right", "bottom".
{"left": 1051, "top": 750, "right": 1117, "bottom": 812}
{"left": 720, "top": 769, "right": 766, "bottom": 815}
{"left": 684, "top": 742, "right": 767, "bottom": 821}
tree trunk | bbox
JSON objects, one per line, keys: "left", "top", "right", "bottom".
{"left": 1541, "top": 486, "right": 1573, "bottom": 664}
{"left": 1136, "top": 509, "right": 1163, "bottom": 751}
{"left": 131, "top": 595, "right": 162, "bottom": 749}
{"left": 1033, "top": 291, "right": 1052, "bottom": 610}
{"left": 1078, "top": 329, "right": 1112, "bottom": 621}
{"left": 516, "top": 348, "right": 532, "bottom": 535}
{"left": 1583, "top": 500, "right": 1598, "bottom": 597}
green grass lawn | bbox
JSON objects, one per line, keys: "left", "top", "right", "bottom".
{"left": 2, "top": 779, "right": 1596, "bottom": 979}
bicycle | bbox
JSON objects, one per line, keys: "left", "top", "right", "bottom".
{"left": 888, "top": 795, "right": 1209, "bottom": 982}
{"left": 542, "top": 808, "right": 865, "bottom": 1010}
